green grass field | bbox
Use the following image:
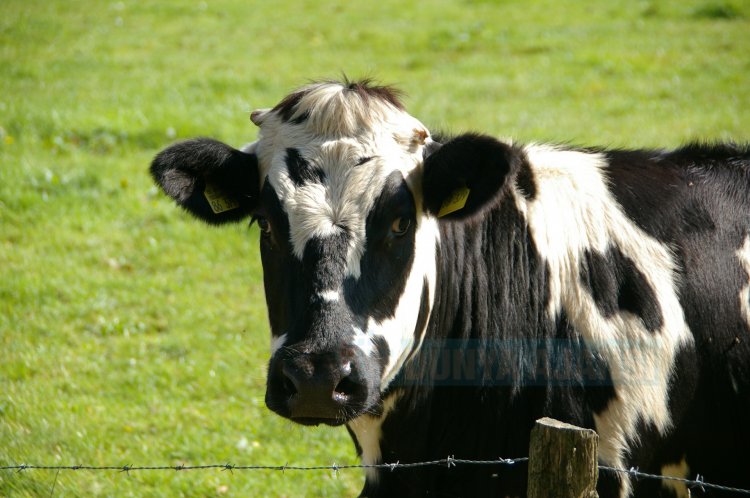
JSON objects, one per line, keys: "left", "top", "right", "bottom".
{"left": 1, "top": 0, "right": 748, "bottom": 496}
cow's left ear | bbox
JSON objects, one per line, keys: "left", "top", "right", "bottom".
{"left": 422, "top": 133, "right": 522, "bottom": 219}
{"left": 150, "top": 138, "right": 259, "bottom": 224}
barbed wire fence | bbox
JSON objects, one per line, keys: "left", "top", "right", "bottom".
{"left": 4, "top": 457, "right": 750, "bottom": 496}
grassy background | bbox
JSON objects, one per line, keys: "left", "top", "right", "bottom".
{"left": 1, "top": 0, "right": 748, "bottom": 496}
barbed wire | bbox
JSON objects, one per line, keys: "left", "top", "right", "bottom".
{"left": 599, "top": 465, "right": 750, "bottom": 495}
{"left": 3, "top": 458, "right": 750, "bottom": 495}
{"left": 0, "top": 456, "right": 527, "bottom": 474}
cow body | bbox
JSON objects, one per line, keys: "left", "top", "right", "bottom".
{"left": 151, "top": 80, "right": 750, "bottom": 497}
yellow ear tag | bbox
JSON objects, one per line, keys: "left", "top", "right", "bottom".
{"left": 438, "top": 186, "right": 471, "bottom": 217}
{"left": 204, "top": 183, "right": 240, "bottom": 214}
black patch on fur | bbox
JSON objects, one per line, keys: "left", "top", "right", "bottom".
{"left": 303, "top": 232, "right": 350, "bottom": 293}
{"left": 344, "top": 171, "right": 416, "bottom": 322}
{"left": 272, "top": 88, "right": 310, "bottom": 123}
{"left": 515, "top": 157, "right": 537, "bottom": 200}
{"left": 291, "top": 110, "right": 310, "bottom": 125}
{"left": 602, "top": 144, "right": 749, "bottom": 243}
{"left": 584, "top": 368, "right": 617, "bottom": 413}
{"left": 667, "top": 141, "right": 750, "bottom": 165}
{"left": 581, "top": 350, "right": 618, "bottom": 414}
{"left": 601, "top": 149, "right": 685, "bottom": 239}
{"left": 552, "top": 311, "right": 618, "bottom": 415}
{"left": 285, "top": 148, "right": 325, "bottom": 186}
{"left": 580, "top": 246, "right": 663, "bottom": 332}
{"left": 257, "top": 182, "right": 298, "bottom": 338}
{"left": 681, "top": 201, "right": 716, "bottom": 234}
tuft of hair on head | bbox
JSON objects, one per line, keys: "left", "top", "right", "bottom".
{"left": 270, "top": 78, "right": 407, "bottom": 137}
{"left": 339, "top": 76, "right": 405, "bottom": 111}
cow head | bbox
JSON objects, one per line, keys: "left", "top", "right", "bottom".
{"left": 151, "top": 80, "right": 519, "bottom": 426}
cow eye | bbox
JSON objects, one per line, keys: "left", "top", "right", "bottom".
{"left": 390, "top": 217, "right": 411, "bottom": 236}
{"left": 255, "top": 216, "right": 272, "bottom": 235}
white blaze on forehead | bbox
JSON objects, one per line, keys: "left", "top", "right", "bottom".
{"left": 259, "top": 103, "right": 430, "bottom": 277}
{"left": 266, "top": 141, "right": 388, "bottom": 272}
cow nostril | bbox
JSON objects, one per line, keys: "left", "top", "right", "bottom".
{"left": 334, "top": 376, "right": 358, "bottom": 399}
{"left": 333, "top": 362, "right": 358, "bottom": 401}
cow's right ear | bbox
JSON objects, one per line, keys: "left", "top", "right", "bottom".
{"left": 422, "top": 133, "right": 522, "bottom": 220}
{"left": 150, "top": 138, "right": 259, "bottom": 224}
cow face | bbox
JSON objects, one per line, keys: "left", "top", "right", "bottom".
{"left": 249, "top": 82, "right": 444, "bottom": 426}
{"left": 151, "top": 80, "right": 518, "bottom": 426}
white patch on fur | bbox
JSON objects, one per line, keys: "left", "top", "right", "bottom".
{"left": 319, "top": 290, "right": 340, "bottom": 303}
{"left": 347, "top": 392, "right": 400, "bottom": 483}
{"left": 352, "top": 326, "right": 375, "bottom": 356}
{"left": 255, "top": 82, "right": 430, "bottom": 277}
{"left": 519, "top": 144, "right": 693, "bottom": 498}
{"left": 661, "top": 457, "right": 690, "bottom": 498}
{"left": 270, "top": 333, "right": 287, "bottom": 356}
{"left": 268, "top": 142, "right": 385, "bottom": 273}
{"left": 736, "top": 235, "right": 750, "bottom": 330}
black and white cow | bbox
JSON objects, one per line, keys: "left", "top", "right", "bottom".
{"left": 151, "top": 79, "right": 750, "bottom": 497}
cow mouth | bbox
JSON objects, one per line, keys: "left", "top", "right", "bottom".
{"left": 290, "top": 416, "right": 349, "bottom": 427}
{"left": 266, "top": 392, "right": 370, "bottom": 427}
{"left": 286, "top": 398, "right": 369, "bottom": 426}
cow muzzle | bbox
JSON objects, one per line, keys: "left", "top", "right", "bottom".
{"left": 265, "top": 350, "right": 371, "bottom": 426}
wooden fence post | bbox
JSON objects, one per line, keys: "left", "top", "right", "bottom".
{"left": 527, "top": 417, "right": 599, "bottom": 498}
